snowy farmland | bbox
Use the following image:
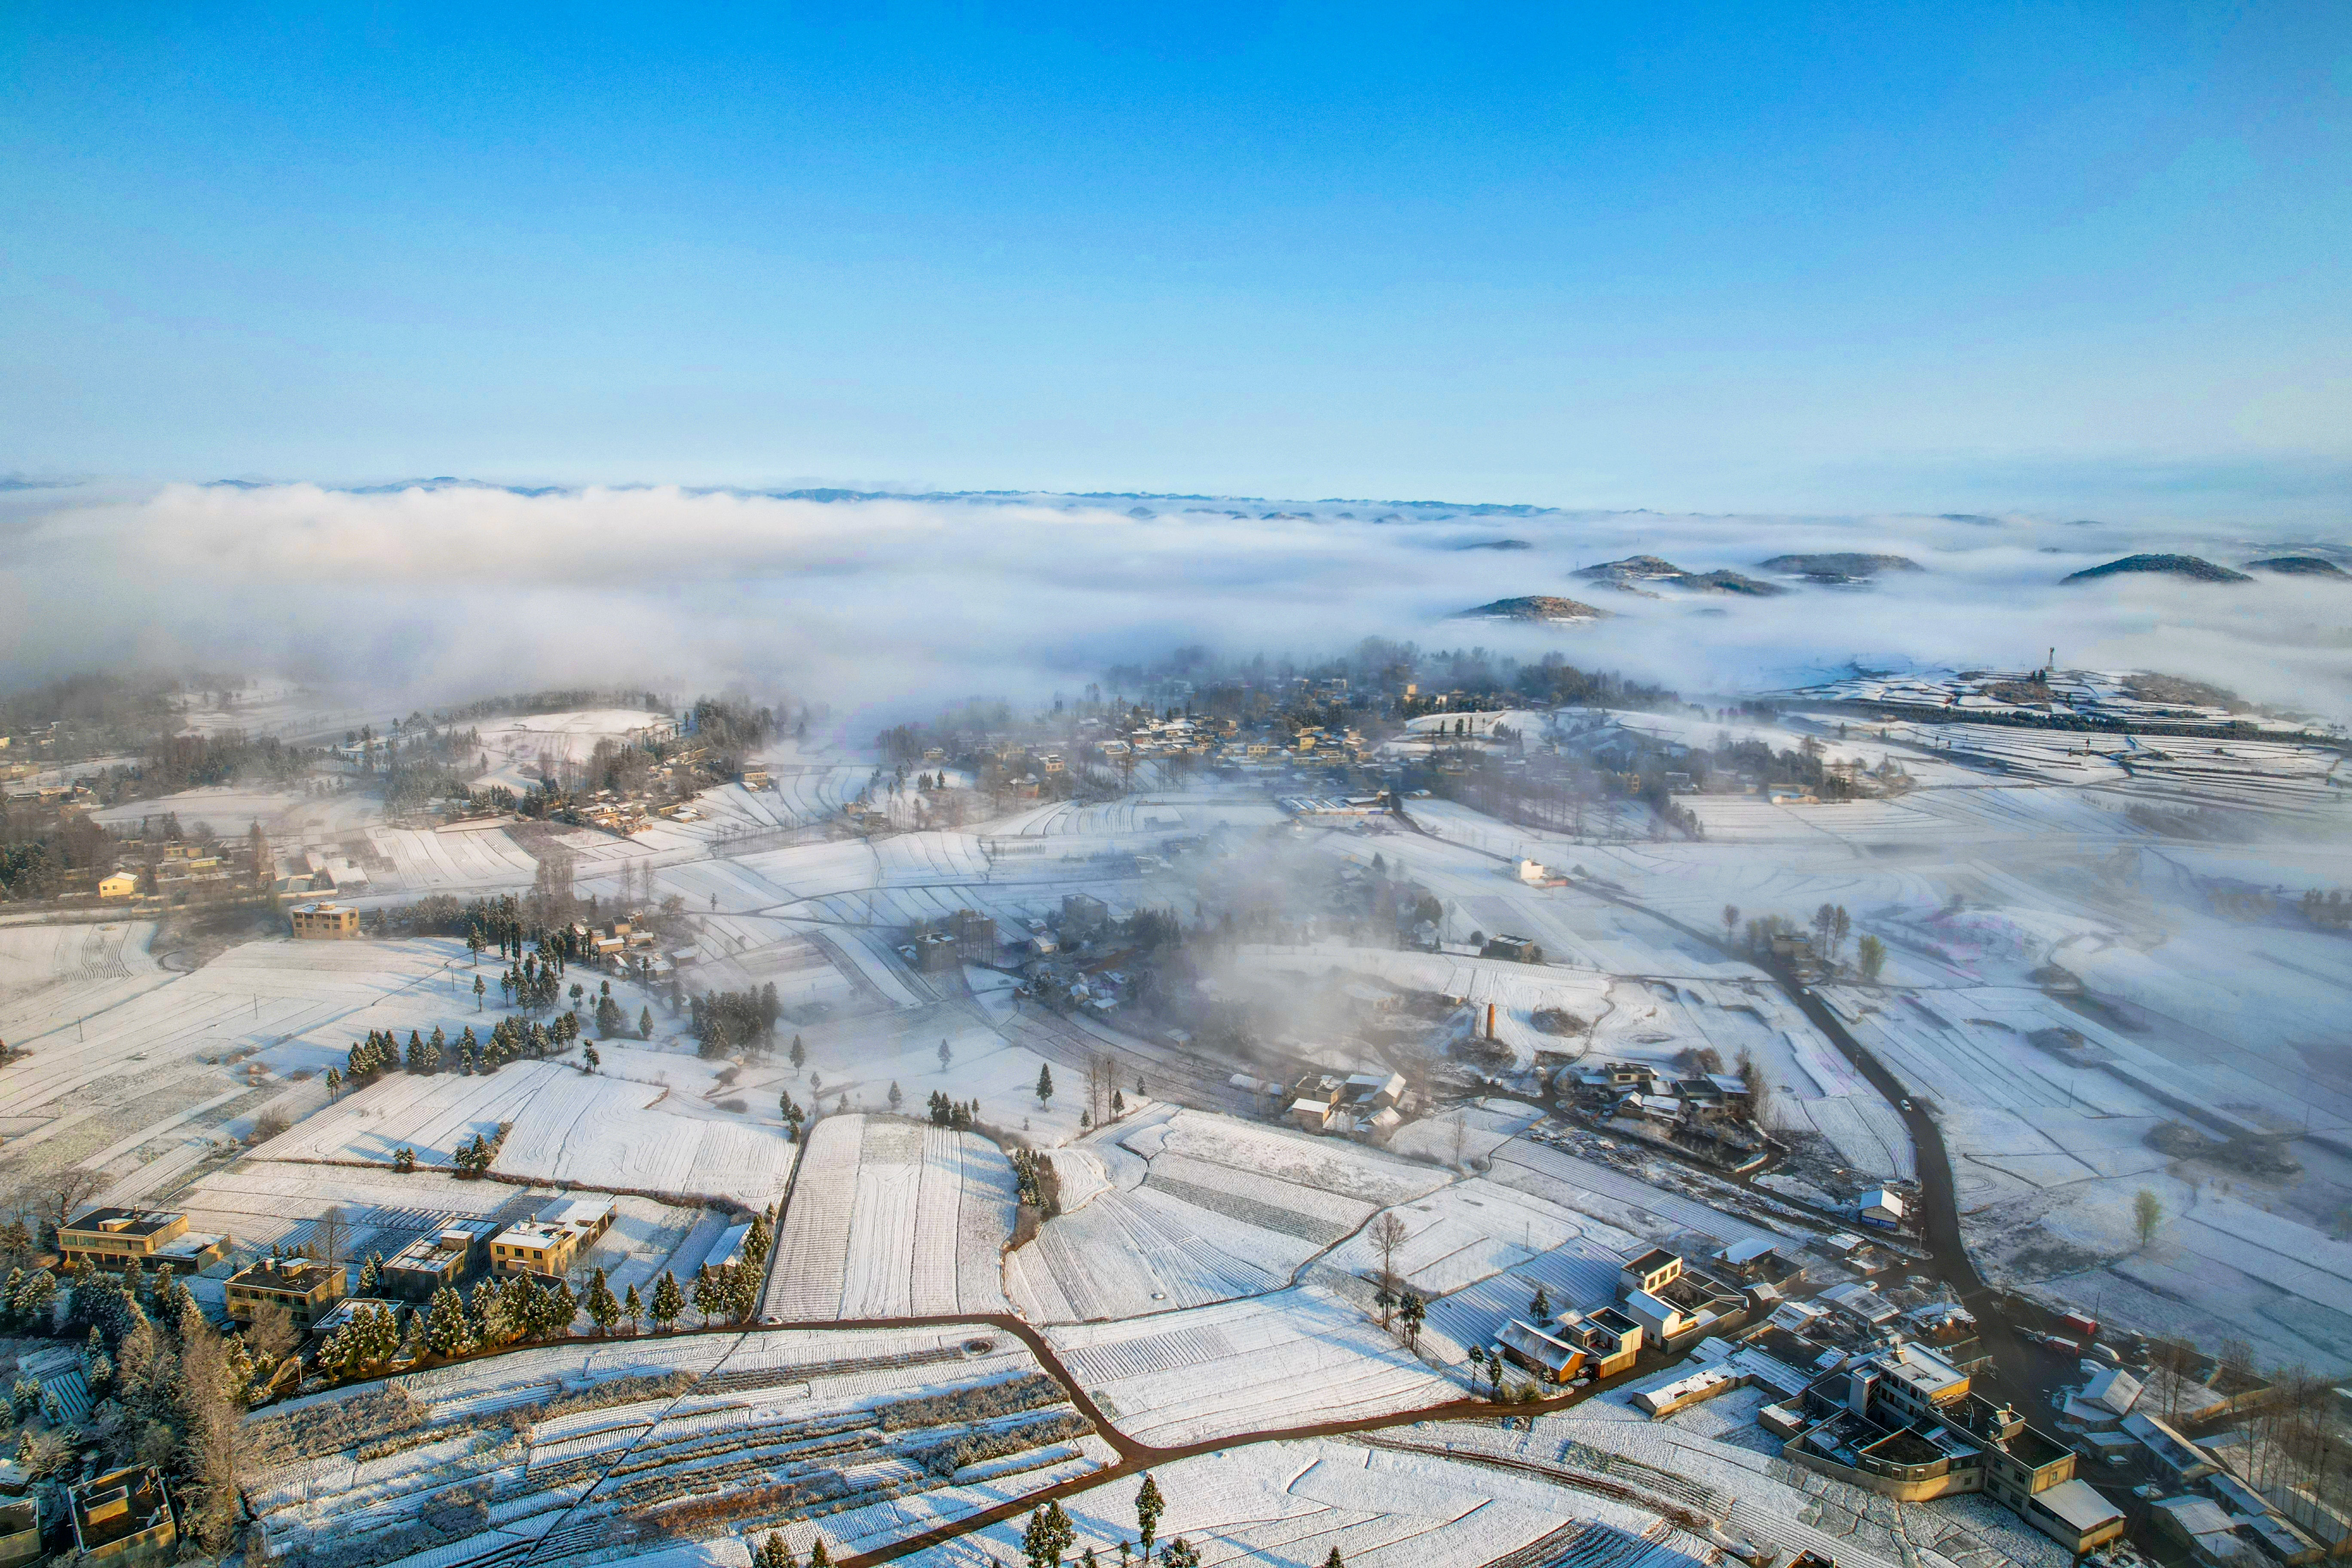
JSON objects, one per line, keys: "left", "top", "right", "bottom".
{"left": 245, "top": 1323, "right": 1112, "bottom": 1568}
{"left": 0, "top": 931, "right": 506, "bottom": 1204}
{"left": 250, "top": 1056, "right": 800, "bottom": 1210}
{"left": 763, "top": 1115, "right": 1015, "bottom": 1320}
{"left": 1048, "top": 1285, "right": 1458, "bottom": 1447}
{"left": 907, "top": 1436, "right": 1684, "bottom": 1568}
{"left": 1006, "top": 1110, "right": 1451, "bottom": 1323}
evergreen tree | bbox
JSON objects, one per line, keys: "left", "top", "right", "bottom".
{"left": 424, "top": 1286, "right": 475, "bottom": 1357}
{"left": 790, "top": 1035, "right": 805, "bottom": 1070}
{"left": 586, "top": 1268, "right": 622, "bottom": 1335}
{"left": 650, "top": 1271, "right": 684, "bottom": 1331}
{"left": 743, "top": 1211, "right": 773, "bottom": 1269}
{"left": 639, "top": 1006, "right": 654, "bottom": 1040}
{"left": 1035, "top": 1064, "right": 1054, "bottom": 1106}
{"left": 1135, "top": 1473, "right": 1164, "bottom": 1562}
{"left": 692, "top": 1265, "right": 723, "bottom": 1326}
{"left": 1022, "top": 1501, "right": 1075, "bottom": 1568}
{"left": 887, "top": 1080, "right": 903, "bottom": 1113}
{"left": 623, "top": 1282, "right": 643, "bottom": 1334}
{"left": 1399, "top": 1290, "right": 1427, "bottom": 1351}
{"left": 1529, "top": 1285, "right": 1551, "bottom": 1322}
{"left": 808, "top": 1540, "right": 831, "bottom": 1568}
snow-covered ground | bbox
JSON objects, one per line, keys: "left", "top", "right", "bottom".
{"left": 903, "top": 1436, "right": 1648, "bottom": 1568}
{"left": 248, "top": 1322, "right": 1109, "bottom": 1568}
{"left": 763, "top": 1114, "right": 1014, "bottom": 1320}
{"left": 246, "top": 1047, "right": 798, "bottom": 1210}
{"left": 1006, "top": 1110, "right": 1451, "bottom": 1323}
{"left": 1047, "top": 1285, "right": 1458, "bottom": 1447}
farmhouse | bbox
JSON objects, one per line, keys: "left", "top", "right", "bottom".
{"left": 57, "top": 1209, "right": 224, "bottom": 1274}
{"left": 68, "top": 1466, "right": 177, "bottom": 1562}
{"left": 224, "top": 1256, "right": 348, "bottom": 1330}
{"left": 290, "top": 902, "right": 361, "bottom": 940}
{"left": 97, "top": 871, "right": 139, "bottom": 899}
{"left": 1779, "top": 1341, "right": 2122, "bottom": 1552}
{"left": 380, "top": 1221, "right": 499, "bottom": 1298}
{"left": 490, "top": 1195, "right": 617, "bottom": 1277}
{"left": 0, "top": 1497, "right": 33, "bottom": 1568}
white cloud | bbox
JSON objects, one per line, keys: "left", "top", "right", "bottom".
{"left": 1, "top": 480, "right": 2345, "bottom": 720}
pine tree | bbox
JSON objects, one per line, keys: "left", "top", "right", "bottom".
{"left": 1022, "top": 1501, "right": 1075, "bottom": 1568}
{"left": 424, "top": 1286, "right": 475, "bottom": 1357}
{"left": 790, "top": 1035, "right": 805, "bottom": 1070}
{"left": 1135, "top": 1473, "right": 1164, "bottom": 1562}
{"left": 623, "top": 1282, "right": 644, "bottom": 1334}
{"left": 1529, "top": 1285, "right": 1551, "bottom": 1322}
{"left": 692, "top": 1265, "right": 723, "bottom": 1326}
{"left": 651, "top": 1271, "right": 684, "bottom": 1331}
{"left": 888, "top": 1080, "right": 903, "bottom": 1113}
{"left": 808, "top": 1539, "right": 831, "bottom": 1568}
{"left": 639, "top": 1006, "right": 654, "bottom": 1040}
{"left": 1035, "top": 1064, "right": 1054, "bottom": 1107}
{"left": 587, "top": 1269, "right": 621, "bottom": 1335}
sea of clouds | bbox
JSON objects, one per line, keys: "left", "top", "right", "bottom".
{"left": 1, "top": 479, "right": 2346, "bottom": 720}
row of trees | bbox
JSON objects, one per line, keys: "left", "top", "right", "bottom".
{"left": 4, "top": 1256, "right": 267, "bottom": 1551}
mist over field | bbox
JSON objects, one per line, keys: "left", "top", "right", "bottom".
{"left": 3, "top": 478, "right": 2346, "bottom": 719}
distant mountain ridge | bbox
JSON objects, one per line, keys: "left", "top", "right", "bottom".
{"left": 1575, "top": 555, "right": 1787, "bottom": 597}
{"left": 1453, "top": 595, "right": 1609, "bottom": 624}
{"left": 2061, "top": 553, "right": 2252, "bottom": 585}
{"left": 1758, "top": 552, "right": 1923, "bottom": 581}
{"left": 2246, "top": 556, "right": 2347, "bottom": 578}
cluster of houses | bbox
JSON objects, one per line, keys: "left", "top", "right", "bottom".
{"left": 1477, "top": 1225, "right": 2126, "bottom": 1554}
{"left": 1283, "top": 1069, "right": 1415, "bottom": 1141}
{"left": 272, "top": 845, "right": 371, "bottom": 897}
{"left": 2045, "top": 1357, "right": 2350, "bottom": 1566}
{"left": 56, "top": 1195, "right": 619, "bottom": 1343}
{"left": 86, "top": 836, "right": 265, "bottom": 903}
{"left": 1555, "top": 1060, "right": 1775, "bottom": 1174}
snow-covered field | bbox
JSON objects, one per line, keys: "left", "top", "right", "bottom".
{"left": 763, "top": 1115, "right": 1014, "bottom": 1320}
{"left": 1006, "top": 1110, "right": 1451, "bottom": 1323}
{"left": 905, "top": 1437, "right": 1639, "bottom": 1568}
{"left": 248, "top": 1322, "right": 1110, "bottom": 1568}
{"left": 249, "top": 1055, "right": 799, "bottom": 1210}
{"left": 467, "top": 707, "right": 674, "bottom": 793}
{"left": 1049, "top": 1285, "right": 1458, "bottom": 1446}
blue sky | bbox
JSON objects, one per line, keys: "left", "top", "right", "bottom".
{"left": 3, "top": 3, "right": 2347, "bottom": 514}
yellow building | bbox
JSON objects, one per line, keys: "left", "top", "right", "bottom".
{"left": 57, "top": 1209, "right": 224, "bottom": 1274}
{"left": 490, "top": 1196, "right": 617, "bottom": 1277}
{"left": 97, "top": 872, "right": 139, "bottom": 899}
{"left": 224, "top": 1256, "right": 347, "bottom": 1329}
{"left": 290, "top": 901, "right": 361, "bottom": 939}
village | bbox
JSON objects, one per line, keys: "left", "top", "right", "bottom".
{"left": 0, "top": 668, "right": 2350, "bottom": 1568}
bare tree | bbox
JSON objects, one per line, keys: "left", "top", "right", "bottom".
{"left": 1370, "top": 1212, "right": 1409, "bottom": 1297}
{"left": 248, "top": 1300, "right": 300, "bottom": 1367}
{"left": 32, "top": 1168, "right": 105, "bottom": 1243}
{"left": 307, "top": 1205, "right": 349, "bottom": 1265}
